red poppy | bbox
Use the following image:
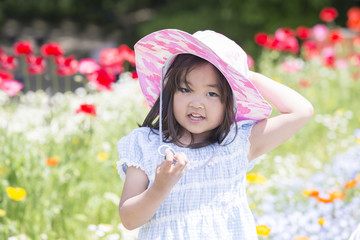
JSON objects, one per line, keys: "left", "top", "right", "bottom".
{"left": 87, "top": 68, "right": 115, "bottom": 91}
{"left": 328, "top": 29, "right": 343, "bottom": 44}
{"left": 319, "top": 7, "right": 338, "bottom": 22}
{"left": 273, "top": 28, "right": 299, "bottom": 54}
{"left": 347, "top": 7, "right": 360, "bottom": 32}
{"left": 26, "top": 55, "right": 46, "bottom": 75}
{"left": 296, "top": 26, "right": 312, "bottom": 40}
{"left": 0, "top": 78, "right": 23, "bottom": 96}
{"left": 299, "top": 78, "right": 310, "bottom": 88}
{"left": 78, "top": 58, "right": 101, "bottom": 74}
{"left": 41, "top": 42, "right": 65, "bottom": 57}
{"left": 131, "top": 71, "right": 138, "bottom": 79}
{"left": 14, "top": 41, "right": 33, "bottom": 56}
{"left": 76, "top": 104, "right": 97, "bottom": 116}
{"left": 118, "top": 44, "right": 136, "bottom": 66}
{"left": 254, "top": 32, "right": 268, "bottom": 46}
{"left": 56, "top": 55, "right": 79, "bottom": 76}
{"left": 0, "top": 70, "right": 14, "bottom": 81}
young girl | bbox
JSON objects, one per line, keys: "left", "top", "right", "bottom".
{"left": 116, "top": 29, "right": 313, "bottom": 239}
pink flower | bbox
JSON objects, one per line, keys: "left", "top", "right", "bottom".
{"left": 0, "top": 78, "right": 23, "bottom": 96}
{"left": 56, "top": 56, "right": 79, "bottom": 76}
{"left": 319, "top": 7, "right": 338, "bottom": 22}
{"left": 26, "top": 55, "right": 46, "bottom": 75}
{"left": 274, "top": 28, "right": 299, "bottom": 54}
{"left": 321, "top": 47, "right": 336, "bottom": 67}
{"left": 78, "top": 58, "right": 101, "bottom": 74}
{"left": 281, "top": 59, "right": 304, "bottom": 73}
{"left": 247, "top": 55, "right": 255, "bottom": 69}
{"left": 312, "top": 24, "right": 329, "bottom": 42}
{"left": 76, "top": 104, "right": 97, "bottom": 116}
{"left": 118, "top": 44, "right": 136, "bottom": 66}
{"left": 41, "top": 42, "right": 64, "bottom": 57}
{"left": 14, "top": 41, "right": 33, "bottom": 56}
{"left": 302, "top": 40, "right": 319, "bottom": 59}
{"left": 0, "top": 54, "right": 17, "bottom": 71}
{"left": 99, "top": 48, "right": 124, "bottom": 75}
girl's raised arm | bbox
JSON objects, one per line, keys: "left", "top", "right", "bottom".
{"left": 119, "top": 149, "right": 188, "bottom": 230}
{"left": 247, "top": 71, "right": 314, "bottom": 161}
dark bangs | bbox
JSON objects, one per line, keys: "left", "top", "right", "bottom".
{"left": 140, "top": 54, "right": 237, "bottom": 148}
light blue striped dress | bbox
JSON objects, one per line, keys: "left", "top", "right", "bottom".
{"left": 117, "top": 121, "right": 259, "bottom": 240}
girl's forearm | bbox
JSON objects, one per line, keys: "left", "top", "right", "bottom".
{"left": 249, "top": 71, "right": 313, "bottom": 115}
{"left": 119, "top": 184, "right": 171, "bottom": 230}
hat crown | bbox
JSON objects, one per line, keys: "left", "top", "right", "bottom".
{"left": 193, "top": 30, "right": 249, "bottom": 78}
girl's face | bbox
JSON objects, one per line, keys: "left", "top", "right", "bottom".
{"left": 173, "top": 63, "right": 225, "bottom": 144}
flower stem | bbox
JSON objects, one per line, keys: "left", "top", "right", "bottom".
{"left": 65, "top": 76, "right": 71, "bottom": 93}
{"left": 50, "top": 57, "right": 59, "bottom": 94}
{"left": 36, "top": 74, "right": 42, "bottom": 91}
{"left": 20, "top": 56, "right": 31, "bottom": 92}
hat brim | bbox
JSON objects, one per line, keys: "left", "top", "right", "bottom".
{"left": 134, "top": 29, "right": 272, "bottom": 121}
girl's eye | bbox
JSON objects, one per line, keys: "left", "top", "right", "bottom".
{"left": 180, "top": 88, "right": 190, "bottom": 93}
{"left": 208, "top": 92, "right": 219, "bottom": 97}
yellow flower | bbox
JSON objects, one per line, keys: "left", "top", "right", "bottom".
{"left": 335, "top": 108, "right": 345, "bottom": 117}
{"left": 97, "top": 152, "right": 109, "bottom": 161}
{"left": 318, "top": 217, "right": 325, "bottom": 226}
{"left": 249, "top": 203, "right": 256, "bottom": 210}
{"left": 72, "top": 138, "right": 79, "bottom": 145}
{"left": 357, "top": 138, "right": 360, "bottom": 144}
{"left": 0, "top": 165, "right": 2, "bottom": 175}
{"left": 0, "top": 209, "right": 6, "bottom": 217}
{"left": 256, "top": 225, "right": 271, "bottom": 236}
{"left": 246, "top": 173, "right": 266, "bottom": 184}
{"left": 272, "top": 76, "right": 281, "bottom": 83}
{"left": 7, "top": 187, "right": 27, "bottom": 201}
{"left": 356, "top": 173, "right": 360, "bottom": 181}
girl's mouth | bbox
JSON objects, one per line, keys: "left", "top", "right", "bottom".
{"left": 188, "top": 113, "right": 205, "bottom": 122}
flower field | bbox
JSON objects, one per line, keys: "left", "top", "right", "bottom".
{"left": 1, "top": 5, "right": 360, "bottom": 240}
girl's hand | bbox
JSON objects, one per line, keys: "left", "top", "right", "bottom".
{"left": 153, "top": 149, "right": 188, "bottom": 192}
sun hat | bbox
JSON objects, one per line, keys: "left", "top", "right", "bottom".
{"left": 134, "top": 29, "right": 272, "bottom": 121}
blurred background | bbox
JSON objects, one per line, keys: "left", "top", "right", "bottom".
{"left": 1, "top": 0, "right": 359, "bottom": 59}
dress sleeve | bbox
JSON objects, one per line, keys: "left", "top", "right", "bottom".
{"left": 237, "top": 120, "right": 261, "bottom": 172}
{"left": 116, "top": 129, "right": 149, "bottom": 181}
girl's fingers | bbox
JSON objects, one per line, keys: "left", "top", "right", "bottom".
{"left": 163, "top": 149, "right": 175, "bottom": 171}
{"left": 173, "top": 152, "right": 188, "bottom": 169}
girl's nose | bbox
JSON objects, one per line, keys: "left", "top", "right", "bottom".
{"left": 189, "top": 96, "right": 205, "bottom": 109}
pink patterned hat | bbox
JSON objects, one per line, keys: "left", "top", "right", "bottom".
{"left": 134, "top": 29, "right": 272, "bottom": 121}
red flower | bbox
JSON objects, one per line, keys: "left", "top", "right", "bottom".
{"left": 14, "top": 41, "right": 33, "bottom": 55}
{"left": 41, "top": 42, "right": 65, "bottom": 57}
{"left": 56, "top": 55, "right": 79, "bottom": 76}
{"left": 26, "top": 55, "right": 46, "bottom": 75}
{"left": 0, "top": 70, "right": 14, "bottom": 81}
{"left": 0, "top": 54, "right": 17, "bottom": 71}
{"left": 299, "top": 78, "right": 310, "bottom": 88}
{"left": 296, "top": 26, "right": 312, "bottom": 40}
{"left": 78, "top": 58, "right": 100, "bottom": 74}
{"left": 302, "top": 40, "right": 319, "bottom": 59}
{"left": 319, "top": 7, "right": 338, "bottom": 22}
{"left": 118, "top": 44, "right": 136, "bottom": 66}
{"left": 99, "top": 48, "right": 124, "bottom": 75}
{"left": 0, "top": 78, "right": 23, "bottom": 96}
{"left": 254, "top": 32, "right": 268, "bottom": 46}
{"left": 87, "top": 68, "right": 116, "bottom": 91}
{"left": 328, "top": 29, "right": 343, "bottom": 44}
{"left": 347, "top": 7, "right": 360, "bottom": 32}
{"left": 131, "top": 71, "right": 138, "bottom": 79}
{"left": 76, "top": 104, "right": 97, "bottom": 116}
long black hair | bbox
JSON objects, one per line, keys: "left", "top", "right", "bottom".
{"left": 140, "top": 54, "right": 237, "bottom": 148}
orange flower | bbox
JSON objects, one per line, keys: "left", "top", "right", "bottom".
{"left": 293, "top": 237, "right": 310, "bottom": 240}
{"left": 302, "top": 189, "right": 319, "bottom": 197}
{"left": 256, "top": 225, "right": 271, "bottom": 236}
{"left": 46, "top": 156, "right": 60, "bottom": 166}
{"left": 344, "top": 179, "right": 357, "bottom": 189}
